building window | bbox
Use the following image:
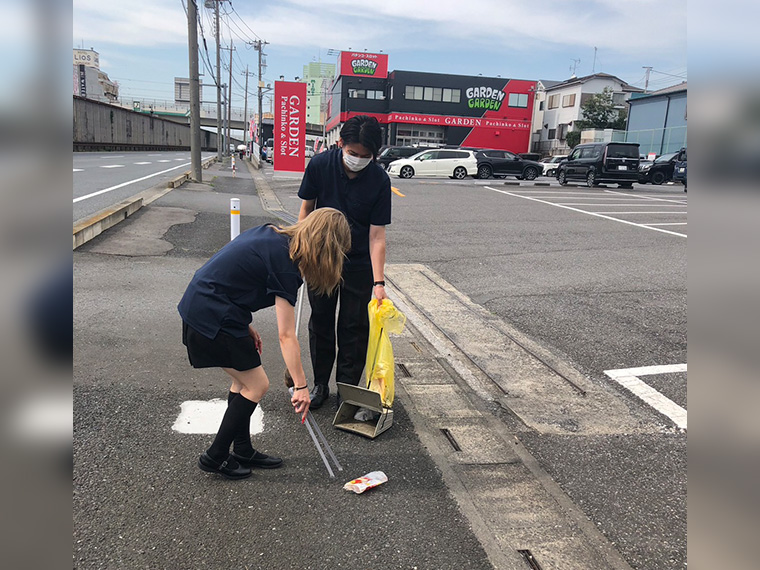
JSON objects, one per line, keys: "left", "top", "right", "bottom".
{"left": 404, "top": 85, "right": 460, "bottom": 103}
{"left": 539, "top": 101, "right": 544, "bottom": 111}
{"left": 558, "top": 124, "right": 569, "bottom": 140}
{"left": 548, "top": 94, "right": 560, "bottom": 109}
{"left": 508, "top": 93, "right": 529, "bottom": 108}
{"left": 562, "top": 94, "right": 576, "bottom": 107}
{"left": 349, "top": 89, "right": 385, "bottom": 99}
{"left": 612, "top": 92, "right": 626, "bottom": 106}
{"left": 548, "top": 128, "right": 557, "bottom": 140}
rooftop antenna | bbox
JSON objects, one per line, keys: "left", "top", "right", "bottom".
{"left": 570, "top": 58, "right": 581, "bottom": 77}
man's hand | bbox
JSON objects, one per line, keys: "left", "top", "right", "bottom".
{"left": 248, "top": 325, "right": 262, "bottom": 354}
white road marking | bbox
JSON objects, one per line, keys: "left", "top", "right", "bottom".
{"left": 157, "top": 159, "right": 171, "bottom": 163}
{"left": 134, "top": 161, "right": 152, "bottom": 165}
{"left": 73, "top": 161, "right": 192, "bottom": 203}
{"left": 73, "top": 169, "right": 84, "bottom": 172}
{"left": 604, "top": 364, "right": 687, "bottom": 430}
{"left": 100, "top": 164, "right": 125, "bottom": 169}
{"left": 556, "top": 203, "right": 686, "bottom": 207}
{"left": 590, "top": 211, "right": 688, "bottom": 215}
{"left": 484, "top": 186, "right": 688, "bottom": 238}
{"left": 604, "top": 189, "right": 687, "bottom": 205}
{"left": 172, "top": 399, "right": 264, "bottom": 434}
{"left": 174, "top": 158, "right": 186, "bottom": 161}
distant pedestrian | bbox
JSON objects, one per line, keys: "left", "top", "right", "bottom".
{"left": 178, "top": 209, "right": 351, "bottom": 480}
{"left": 297, "top": 115, "right": 392, "bottom": 409}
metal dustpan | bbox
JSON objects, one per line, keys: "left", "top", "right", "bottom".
{"left": 333, "top": 382, "right": 393, "bottom": 439}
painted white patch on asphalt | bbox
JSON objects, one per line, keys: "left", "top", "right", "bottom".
{"left": 174, "top": 158, "right": 186, "bottom": 161}
{"left": 484, "top": 186, "right": 687, "bottom": 238}
{"left": 157, "top": 159, "right": 171, "bottom": 163}
{"left": 604, "top": 364, "right": 687, "bottom": 430}
{"left": 172, "top": 398, "right": 264, "bottom": 435}
{"left": 100, "top": 164, "right": 125, "bottom": 169}
{"left": 73, "top": 169, "right": 83, "bottom": 172}
{"left": 134, "top": 161, "right": 152, "bottom": 165}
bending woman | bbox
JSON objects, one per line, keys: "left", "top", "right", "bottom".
{"left": 178, "top": 208, "right": 351, "bottom": 480}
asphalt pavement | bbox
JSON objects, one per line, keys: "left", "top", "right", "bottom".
{"left": 73, "top": 151, "right": 215, "bottom": 221}
{"left": 74, "top": 160, "right": 686, "bottom": 570}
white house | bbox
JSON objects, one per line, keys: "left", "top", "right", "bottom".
{"left": 533, "top": 73, "right": 643, "bottom": 157}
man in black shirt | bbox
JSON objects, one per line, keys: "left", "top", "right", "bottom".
{"left": 298, "top": 115, "right": 392, "bottom": 408}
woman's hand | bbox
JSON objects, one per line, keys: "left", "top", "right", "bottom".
{"left": 248, "top": 325, "right": 262, "bottom": 354}
{"left": 374, "top": 284, "right": 387, "bottom": 305}
{"left": 291, "top": 386, "right": 311, "bottom": 422}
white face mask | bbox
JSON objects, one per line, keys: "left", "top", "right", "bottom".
{"left": 342, "top": 151, "right": 372, "bottom": 172}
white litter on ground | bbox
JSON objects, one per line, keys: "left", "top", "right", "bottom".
{"left": 172, "top": 398, "right": 264, "bottom": 435}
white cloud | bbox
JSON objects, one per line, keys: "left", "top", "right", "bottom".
{"left": 72, "top": 0, "right": 686, "bottom": 62}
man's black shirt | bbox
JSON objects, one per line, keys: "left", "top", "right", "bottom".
{"left": 298, "top": 148, "right": 391, "bottom": 269}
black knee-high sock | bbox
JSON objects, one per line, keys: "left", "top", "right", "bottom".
{"left": 207, "top": 393, "right": 257, "bottom": 462}
{"left": 229, "top": 392, "right": 256, "bottom": 457}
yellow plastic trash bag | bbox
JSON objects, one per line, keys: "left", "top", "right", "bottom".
{"left": 365, "top": 298, "right": 406, "bottom": 408}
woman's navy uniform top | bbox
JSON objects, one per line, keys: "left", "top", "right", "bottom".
{"left": 297, "top": 148, "right": 391, "bottom": 269}
{"left": 178, "top": 225, "right": 302, "bottom": 339}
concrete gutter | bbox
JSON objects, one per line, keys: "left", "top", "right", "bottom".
{"left": 73, "top": 156, "right": 217, "bottom": 250}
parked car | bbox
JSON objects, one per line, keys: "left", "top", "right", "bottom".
{"left": 377, "top": 146, "right": 420, "bottom": 170}
{"left": 518, "top": 152, "right": 541, "bottom": 162}
{"left": 672, "top": 147, "right": 687, "bottom": 192}
{"left": 556, "top": 142, "right": 640, "bottom": 188}
{"left": 638, "top": 151, "right": 679, "bottom": 185}
{"left": 386, "top": 149, "right": 477, "bottom": 179}
{"left": 263, "top": 138, "right": 274, "bottom": 163}
{"left": 474, "top": 149, "right": 542, "bottom": 180}
{"left": 540, "top": 155, "right": 568, "bottom": 177}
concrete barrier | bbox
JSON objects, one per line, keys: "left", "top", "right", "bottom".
{"left": 73, "top": 197, "right": 143, "bottom": 250}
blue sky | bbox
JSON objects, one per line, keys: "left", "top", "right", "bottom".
{"left": 73, "top": 0, "right": 688, "bottom": 111}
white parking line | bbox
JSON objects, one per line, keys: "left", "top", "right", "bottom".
{"left": 604, "top": 364, "right": 687, "bottom": 430}
{"left": 100, "top": 164, "right": 125, "bottom": 169}
{"left": 174, "top": 158, "right": 186, "bottom": 161}
{"left": 73, "top": 161, "right": 191, "bottom": 203}
{"left": 604, "top": 189, "right": 687, "bottom": 205}
{"left": 157, "top": 160, "right": 171, "bottom": 163}
{"left": 590, "top": 211, "right": 688, "bottom": 215}
{"left": 134, "top": 161, "right": 152, "bottom": 165}
{"left": 73, "top": 169, "right": 83, "bottom": 172}
{"left": 484, "top": 186, "right": 687, "bottom": 238}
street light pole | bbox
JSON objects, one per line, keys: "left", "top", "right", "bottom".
{"left": 186, "top": 0, "right": 202, "bottom": 181}
{"left": 253, "top": 39, "right": 269, "bottom": 157}
{"left": 214, "top": 0, "right": 222, "bottom": 160}
{"left": 227, "top": 41, "right": 234, "bottom": 156}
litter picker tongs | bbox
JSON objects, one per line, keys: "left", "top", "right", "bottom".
{"left": 288, "top": 284, "right": 343, "bottom": 478}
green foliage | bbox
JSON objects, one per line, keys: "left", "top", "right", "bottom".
{"left": 566, "top": 130, "right": 581, "bottom": 148}
{"left": 578, "top": 87, "right": 628, "bottom": 130}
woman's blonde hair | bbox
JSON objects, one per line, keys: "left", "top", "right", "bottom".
{"left": 274, "top": 208, "right": 351, "bottom": 295}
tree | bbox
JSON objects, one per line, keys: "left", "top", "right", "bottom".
{"left": 566, "top": 130, "right": 581, "bottom": 148}
{"left": 575, "top": 87, "right": 627, "bottom": 131}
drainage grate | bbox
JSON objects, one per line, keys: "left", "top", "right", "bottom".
{"left": 397, "top": 363, "right": 412, "bottom": 378}
{"left": 440, "top": 428, "right": 462, "bottom": 452}
{"left": 409, "top": 341, "right": 423, "bottom": 353}
{"left": 517, "top": 550, "right": 544, "bottom": 570}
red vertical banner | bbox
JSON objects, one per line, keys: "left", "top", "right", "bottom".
{"left": 274, "top": 81, "right": 307, "bottom": 173}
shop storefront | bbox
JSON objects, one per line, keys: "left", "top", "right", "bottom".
{"left": 325, "top": 55, "right": 537, "bottom": 153}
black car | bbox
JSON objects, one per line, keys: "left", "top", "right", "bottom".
{"left": 557, "top": 142, "right": 640, "bottom": 188}
{"left": 377, "top": 146, "right": 421, "bottom": 170}
{"left": 475, "top": 149, "right": 542, "bottom": 180}
{"left": 672, "top": 147, "right": 687, "bottom": 191}
{"left": 638, "top": 151, "right": 678, "bottom": 185}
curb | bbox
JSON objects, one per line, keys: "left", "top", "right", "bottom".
{"left": 73, "top": 156, "right": 217, "bottom": 250}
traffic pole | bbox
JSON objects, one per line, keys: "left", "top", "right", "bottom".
{"left": 230, "top": 198, "right": 240, "bottom": 241}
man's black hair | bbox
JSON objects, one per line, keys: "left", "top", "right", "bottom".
{"left": 339, "top": 115, "right": 382, "bottom": 158}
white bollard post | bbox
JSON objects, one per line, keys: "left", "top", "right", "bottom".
{"left": 230, "top": 198, "right": 240, "bottom": 241}
{"left": 231, "top": 155, "right": 236, "bottom": 176}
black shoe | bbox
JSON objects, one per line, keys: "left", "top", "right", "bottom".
{"left": 198, "top": 453, "right": 252, "bottom": 480}
{"left": 309, "top": 384, "right": 329, "bottom": 409}
{"left": 232, "top": 450, "right": 283, "bottom": 469}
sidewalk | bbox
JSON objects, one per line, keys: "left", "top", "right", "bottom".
{"left": 74, "top": 158, "right": 631, "bottom": 570}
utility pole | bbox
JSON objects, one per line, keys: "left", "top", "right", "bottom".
{"left": 642, "top": 66, "right": 653, "bottom": 93}
{"left": 592, "top": 47, "right": 597, "bottom": 73}
{"left": 227, "top": 41, "right": 234, "bottom": 156}
{"left": 242, "top": 66, "right": 255, "bottom": 148}
{"left": 214, "top": 0, "right": 222, "bottom": 161}
{"left": 253, "top": 40, "right": 269, "bottom": 156}
{"left": 186, "top": 0, "right": 202, "bottom": 181}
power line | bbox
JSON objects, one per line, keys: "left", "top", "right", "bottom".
{"left": 227, "top": 2, "right": 262, "bottom": 42}
{"left": 651, "top": 69, "right": 687, "bottom": 80}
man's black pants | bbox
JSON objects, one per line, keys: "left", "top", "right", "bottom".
{"left": 308, "top": 266, "right": 373, "bottom": 388}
